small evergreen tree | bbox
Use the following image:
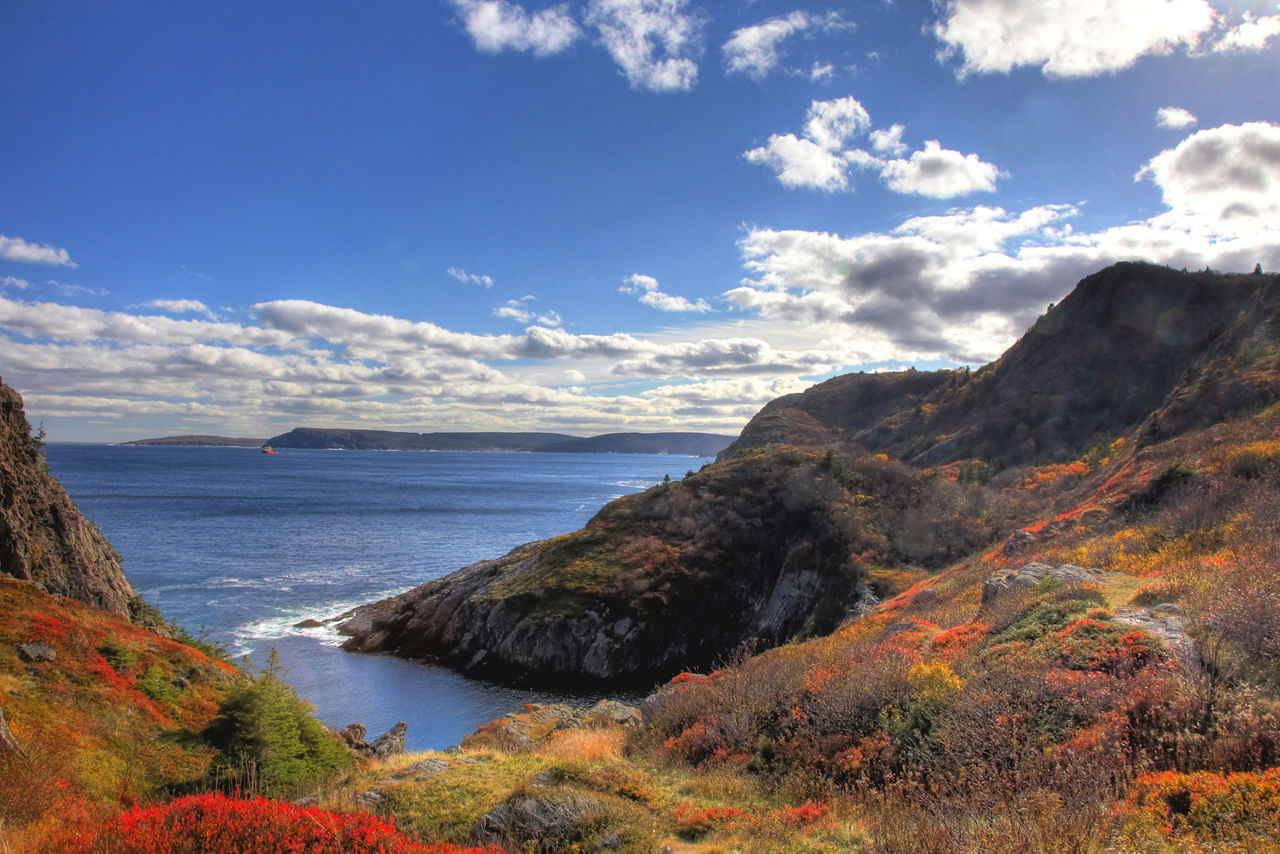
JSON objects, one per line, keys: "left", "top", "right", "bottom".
{"left": 204, "top": 649, "right": 351, "bottom": 795}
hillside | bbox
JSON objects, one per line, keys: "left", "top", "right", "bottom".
{"left": 323, "top": 261, "right": 1280, "bottom": 851}
{"left": 0, "top": 383, "right": 483, "bottom": 852}
{"left": 720, "top": 262, "right": 1280, "bottom": 467}
{"left": 340, "top": 263, "right": 1280, "bottom": 688}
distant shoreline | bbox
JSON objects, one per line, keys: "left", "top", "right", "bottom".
{"left": 117, "top": 428, "right": 734, "bottom": 456}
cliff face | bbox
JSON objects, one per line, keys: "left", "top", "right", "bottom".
{"left": 340, "top": 263, "right": 1280, "bottom": 689}
{"left": 340, "top": 445, "right": 996, "bottom": 689}
{"left": 0, "top": 383, "right": 136, "bottom": 616}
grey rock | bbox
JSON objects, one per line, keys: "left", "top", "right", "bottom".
{"left": 16, "top": 642, "right": 55, "bottom": 663}
{"left": 369, "top": 721, "right": 407, "bottom": 759}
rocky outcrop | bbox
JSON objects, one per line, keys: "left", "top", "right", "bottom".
{"left": 0, "top": 383, "right": 137, "bottom": 617}
{"left": 337, "top": 720, "right": 408, "bottom": 759}
{"left": 981, "top": 562, "right": 1120, "bottom": 606}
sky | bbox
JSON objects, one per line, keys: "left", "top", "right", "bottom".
{"left": 3, "top": 0, "right": 1279, "bottom": 442}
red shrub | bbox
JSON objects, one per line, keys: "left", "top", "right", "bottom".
{"left": 64, "top": 792, "right": 494, "bottom": 853}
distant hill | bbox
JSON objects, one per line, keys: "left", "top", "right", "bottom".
{"left": 535, "top": 432, "right": 732, "bottom": 456}
{"left": 125, "top": 434, "right": 266, "bottom": 447}
{"left": 262, "top": 427, "right": 732, "bottom": 455}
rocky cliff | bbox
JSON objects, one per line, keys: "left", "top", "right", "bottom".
{"left": 339, "top": 263, "right": 1280, "bottom": 689}
{"left": 0, "top": 382, "right": 137, "bottom": 617}
{"left": 339, "top": 443, "right": 997, "bottom": 689}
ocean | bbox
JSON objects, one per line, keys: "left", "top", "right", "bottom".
{"left": 43, "top": 444, "right": 711, "bottom": 750}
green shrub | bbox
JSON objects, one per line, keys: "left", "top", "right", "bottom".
{"left": 203, "top": 650, "right": 352, "bottom": 796}
{"left": 136, "top": 663, "right": 181, "bottom": 708}
{"left": 98, "top": 637, "right": 138, "bottom": 672}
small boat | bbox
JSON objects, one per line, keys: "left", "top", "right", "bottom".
{"left": 261, "top": 446, "right": 279, "bottom": 454}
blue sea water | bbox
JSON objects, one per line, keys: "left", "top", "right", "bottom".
{"left": 43, "top": 444, "right": 711, "bottom": 750}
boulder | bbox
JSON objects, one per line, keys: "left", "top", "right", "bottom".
{"left": 982, "top": 562, "right": 1111, "bottom": 606}
{"left": 368, "top": 721, "right": 407, "bottom": 758}
{"left": 16, "top": 642, "right": 55, "bottom": 663}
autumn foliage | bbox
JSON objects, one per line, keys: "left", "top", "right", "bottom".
{"left": 62, "top": 792, "right": 495, "bottom": 853}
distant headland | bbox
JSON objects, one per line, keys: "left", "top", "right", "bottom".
{"left": 123, "top": 434, "right": 266, "bottom": 447}
{"left": 125, "top": 428, "right": 734, "bottom": 456}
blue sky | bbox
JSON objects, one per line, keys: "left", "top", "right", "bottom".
{"left": 3, "top": 0, "right": 1279, "bottom": 441}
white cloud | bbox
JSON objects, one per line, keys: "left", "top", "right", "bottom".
{"left": 744, "top": 133, "right": 852, "bottom": 191}
{"left": 722, "top": 11, "right": 848, "bottom": 80}
{"left": 809, "top": 62, "right": 835, "bottom": 82}
{"left": 494, "top": 295, "right": 562, "bottom": 326}
{"left": 0, "top": 235, "right": 77, "bottom": 267}
{"left": 1156, "top": 106, "right": 1198, "bottom": 130}
{"left": 147, "top": 299, "right": 215, "bottom": 318}
{"left": 1136, "top": 121, "right": 1280, "bottom": 224}
{"left": 746, "top": 98, "right": 1002, "bottom": 198}
{"left": 620, "top": 273, "right": 712, "bottom": 312}
{"left": 729, "top": 124, "right": 1280, "bottom": 364}
{"left": 1215, "top": 13, "right": 1280, "bottom": 52}
{"left": 878, "top": 140, "right": 1002, "bottom": 198}
{"left": 933, "top": 0, "right": 1217, "bottom": 78}
{"left": 723, "top": 11, "right": 811, "bottom": 79}
{"left": 585, "top": 0, "right": 704, "bottom": 92}
{"left": 1, "top": 276, "right": 31, "bottom": 290}
{"left": 869, "top": 123, "right": 908, "bottom": 155}
{"left": 450, "top": 0, "right": 580, "bottom": 56}
{"left": 804, "top": 96, "right": 872, "bottom": 151}
{"left": 447, "top": 266, "right": 495, "bottom": 288}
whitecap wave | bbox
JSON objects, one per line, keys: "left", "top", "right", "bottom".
{"left": 229, "top": 588, "right": 408, "bottom": 656}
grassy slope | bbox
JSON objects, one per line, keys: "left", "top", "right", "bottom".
{"left": 0, "top": 578, "right": 236, "bottom": 844}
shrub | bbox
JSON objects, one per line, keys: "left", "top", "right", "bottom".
{"left": 136, "top": 664, "right": 181, "bottom": 708}
{"left": 97, "top": 638, "right": 138, "bottom": 672}
{"left": 63, "top": 791, "right": 491, "bottom": 853}
{"left": 203, "top": 650, "right": 352, "bottom": 796}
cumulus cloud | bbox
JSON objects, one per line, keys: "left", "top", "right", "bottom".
{"left": 1156, "top": 106, "right": 1198, "bottom": 130}
{"left": 869, "top": 123, "right": 908, "bottom": 155}
{"left": 933, "top": 0, "right": 1217, "bottom": 78}
{"left": 878, "top": 140, "right": 1002, "bottom": 198}
{"left": 620, "top": 273, "right": 712, "bottom": 312}
{"left": 1, "top": 276, "right": 31, "bottom": 290}
{"left": 744, "top": 133, "right": 853, "bottom": 191}
{"left": 1215, "top": 13, "right": 1280, "bottom": 52}
{"left": 746, "top": 97, "right": 1001, "bottom": 198}
{"left": 3, "top": 288, "right": 831, "bottom": 439}
{"left": 1136, "top": 121, "right": 1280, "bottom": 224}
{"left": 728, "top": 124, "right": 1280, "bottom": 364}
{"left": 147, "top": 299, "right": 215, "bottom": 318}
{"left": 450, "top": 0, "right": 580, "bottom": 56}
{"left": 0, "top": 235, "right": 77, "bottom": 267}
{"left": 804, "top": 96, "right": 871, "bottom": 151}
{"left": 585, "top": 0, "right": 704, "bottom": 92}
{"left": 722, "top": 11, "right": 848, "bottom": 80}
{"left": 447, "top": 266, "right": 495, "bottom": 288}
